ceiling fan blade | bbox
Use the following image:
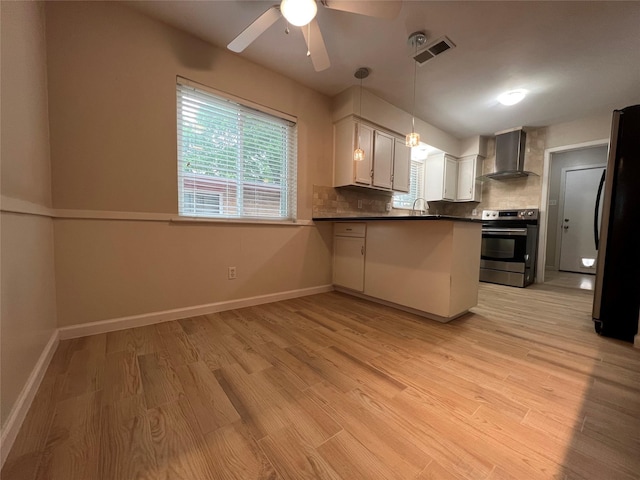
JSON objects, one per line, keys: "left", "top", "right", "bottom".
{"left": 301, "top": 18, "right": 331, "bottom": 72}
{"left": 322, "top": 0, "right": 402, "bottom": 19}
{"left": 227, "top": 6, "right": 281, "bottom": 53}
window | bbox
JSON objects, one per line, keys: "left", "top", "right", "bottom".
{"left": 393, "top": 159, "right": 425, "bottom": 209}
{"left": 177, "top": 78, "right": 297, "bottom": 220}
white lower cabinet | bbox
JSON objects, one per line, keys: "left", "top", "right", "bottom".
{"left": 331, "top": 220, "right": 482, "bottom": 321}
{"left": 333, "top": 223, "right": 366, "bottom": 291}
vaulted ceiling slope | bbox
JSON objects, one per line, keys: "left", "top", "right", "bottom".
{"left": 125, "top": 1, "right": 640, "bottom": 139}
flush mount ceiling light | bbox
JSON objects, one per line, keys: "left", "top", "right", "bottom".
{"left": 406, "top": 31, "right": 426, "bottom": 148}
{"left": 280, "top": 0, "right": 318, "bottom": 27}
{"left": 498, "top": 89, "right": 527, "bottom": 106}
{"left": 353, "top": 67, "right": 370, "bottom": 162}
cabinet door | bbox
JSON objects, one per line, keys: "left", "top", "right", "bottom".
{"left": 372, "top": 130, "right": 394, "bottom": 189}
{"left": 333, "top": 236, "right": 365, "bottom": 291}
{"left": 354, "top": 123, "right": 374, "bottom": 185}
{"left": 443, "top": 155, "right": 458, "bottom": 201}
{"left": 424, "top": 154, "right": 445, "bottom": 201}
{"left": 456, "top": 157, "right": 474, "bottom": 201}
{"left": 392, "top": 138, "right": 410, "bottom": 193}
{"left": 456, "top": 155, "right": 482, "bottom": 202}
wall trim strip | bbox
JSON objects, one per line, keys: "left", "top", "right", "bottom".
{"left": 0, "top": 330, "right": 60, "bottom": 468}
{"left": 0, "top": 196, "right": 314, "bottom": 226}
{"left": 0, "top": 196, "right": 54, "bottom": 218}
{"left": 58, "top": 284, "right": 334, "bottom": 340}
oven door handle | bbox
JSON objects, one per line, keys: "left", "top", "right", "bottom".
{"left": 482, "top": 228, "right": 528, "bottom": 236}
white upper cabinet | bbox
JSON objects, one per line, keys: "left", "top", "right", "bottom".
{"left": 424, "top": 152, "right": 483, "bottom": 202}
{"left": 392, "top": 138, "right": 410, "bottom": 193}
{"left": 334, "top": 117, "right": 373, "bottom": 187}
{"left": 333, "top": 116, "right": 410, "bottom": 193}
{"left": 456, "top": 155, "right": 483, "bottom": 202}
{"left": 425, "top": 152, "right": 458, "bottom": 201}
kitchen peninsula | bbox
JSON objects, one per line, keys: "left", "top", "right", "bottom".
{"left": 314, "top": 216, "right": 482, "bottom": 322}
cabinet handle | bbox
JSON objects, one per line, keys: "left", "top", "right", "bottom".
{"left": 361, "top": 246, "right": 364, "bottom": 255}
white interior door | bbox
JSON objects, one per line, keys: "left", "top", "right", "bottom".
{"left": 559, "top": 167, "right": 605, "bottom": 273}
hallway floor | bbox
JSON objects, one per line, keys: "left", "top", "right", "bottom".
{"left": 544, "top": 269, "right": 595, "bottom": 291}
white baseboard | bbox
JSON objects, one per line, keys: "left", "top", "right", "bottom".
{"left": 0, "top": 330, "right": 59, "bottom": 468}
{"left": 58, "top": 285, "right": 334, "bottom": 340}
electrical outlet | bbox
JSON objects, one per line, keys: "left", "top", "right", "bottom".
{"left": 228, "top": 266, "right": 237, "bottom": 280}
{"left": 386, "top": 202, "right": 392, "bottom": 212}
{"left": 357, "top": 199, "right": 363, "bottom": 209}
{"left": 472, "top": 209, "right": 478, "bottom": 216}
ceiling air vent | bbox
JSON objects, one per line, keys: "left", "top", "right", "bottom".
{"left": 413, "top": 36, "right": 456, "bottom": 65}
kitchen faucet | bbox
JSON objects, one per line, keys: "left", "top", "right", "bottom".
{"left": 411, "top": 197, "right": 427, "bottom": 216}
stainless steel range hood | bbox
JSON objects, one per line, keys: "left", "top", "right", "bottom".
{"left": 485, "top": 129, "right": 537, "bottom": 179}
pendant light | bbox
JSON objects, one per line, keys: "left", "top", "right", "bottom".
{"left": 406, "top": 32, "right": 426, "bottom": 147}
{"left": 353, "top": 67, "right": 369, "bottom": 162}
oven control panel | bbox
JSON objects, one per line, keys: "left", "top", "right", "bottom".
{"left": 482, "top": 209, "right": 539, "bottom": 221}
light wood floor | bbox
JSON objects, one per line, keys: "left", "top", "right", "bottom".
{"left": 3, "top": 283, "right": 640, "bottom": 480}
{"left": 544, "top": 269, "right": 596, "bottom": 291}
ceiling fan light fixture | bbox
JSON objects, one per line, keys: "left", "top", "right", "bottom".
{"left": 498, "top": 89, "right": 527, "bottom": 106}
{"left": 280, "top": 0, "right": 318, "bottom": 27}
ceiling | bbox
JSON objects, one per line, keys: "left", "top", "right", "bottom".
{"left": 125, "top": 1, "right": 640, "bottom": 139}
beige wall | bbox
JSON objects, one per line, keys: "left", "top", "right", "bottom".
{"left": 53, "top": 220, "right": 333, "bottom": 326}
{"left": 0, "top": 2, "right": 58, "bottom": 428}
{"left": 545, "top": 112, "right": 612, "bottom": 149}
{"left": 44, "top": 2, "right": 334, "bottom": 326}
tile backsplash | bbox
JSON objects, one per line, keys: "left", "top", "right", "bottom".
{"left": 313, "top": 127, "right": 547, "bottom": 219}
{"left": 313, "top": 185, "right": 394, "bottom": 217}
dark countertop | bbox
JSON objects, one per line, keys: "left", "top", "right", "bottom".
{"left": 312, "top": 215, "right": 481, "bottom": 223}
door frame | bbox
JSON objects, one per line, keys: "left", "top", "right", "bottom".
{"left": 555, "top": 164, "right": 606, "bottom": 271}
{"left": 538, "top": 139, "right": 609, "bottom": 283}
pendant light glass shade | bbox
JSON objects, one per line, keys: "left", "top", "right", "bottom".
{"left": 353, "top": 147, "right": 365, "bottom": 162}
{"left": 405, "top": 132, "right": 420, "bottom": 147}
{"left": 280, "top": 0, "right": 317, "bottom": 27}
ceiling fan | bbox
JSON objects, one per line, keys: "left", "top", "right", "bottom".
{"left": 227, "top": 0, "right": 402, "bottom": 72}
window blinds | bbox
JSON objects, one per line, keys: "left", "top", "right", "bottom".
{"left": 393, "top": 160, "right": 425, "bottom": 208}
{"left": 177, "top": 80, "right": 297, "bottom": 220}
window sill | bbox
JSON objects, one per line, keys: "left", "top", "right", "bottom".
{"left": 170, "top": 216, "right": 313, "bottom": 226}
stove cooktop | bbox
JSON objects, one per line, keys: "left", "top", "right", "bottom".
{"left": 482, "top": 209, "right": 539, "bottom": 222}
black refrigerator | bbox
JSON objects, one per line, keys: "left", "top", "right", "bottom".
{"left": 592, "top": 104, "right": 640, "bottom": 342}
